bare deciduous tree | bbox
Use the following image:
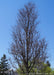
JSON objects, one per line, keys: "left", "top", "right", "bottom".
{"left": 9, "top": 2, "right": 47, "bottom": 74}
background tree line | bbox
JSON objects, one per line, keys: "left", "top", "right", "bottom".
{"left": 0, "top": 54, "right": 54, "bottom": 75}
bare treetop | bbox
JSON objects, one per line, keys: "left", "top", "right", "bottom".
{"left": 9, "top": 2, "right": 47, "bottom": 74}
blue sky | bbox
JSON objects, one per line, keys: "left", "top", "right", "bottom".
{"left": 0, "top": 0, "right": 54, "bottom": 68}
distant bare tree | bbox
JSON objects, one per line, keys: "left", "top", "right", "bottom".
{"left": 9, "top": 2, "right": 47, "bottom": 74}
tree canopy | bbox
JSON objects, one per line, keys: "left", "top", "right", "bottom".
{"left": 9, "top": 2, "right": 47, "bottom": 74}
{"left": 0, "top": 54, "right": 9, "bottom": 75}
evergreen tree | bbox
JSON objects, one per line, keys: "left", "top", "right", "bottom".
{"left": 46, "top": 61, "right": 50, "bottom": 67}
{"left": 0, "top": 54, "right": 9, "bottom": 75}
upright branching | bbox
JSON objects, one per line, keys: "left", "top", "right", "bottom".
{"left": 9, "top": 3, "right": 47, "bottom": 74}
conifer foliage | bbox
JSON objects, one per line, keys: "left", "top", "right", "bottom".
{"left": 0, "top": 54, "right": 9, "bottom": 75}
